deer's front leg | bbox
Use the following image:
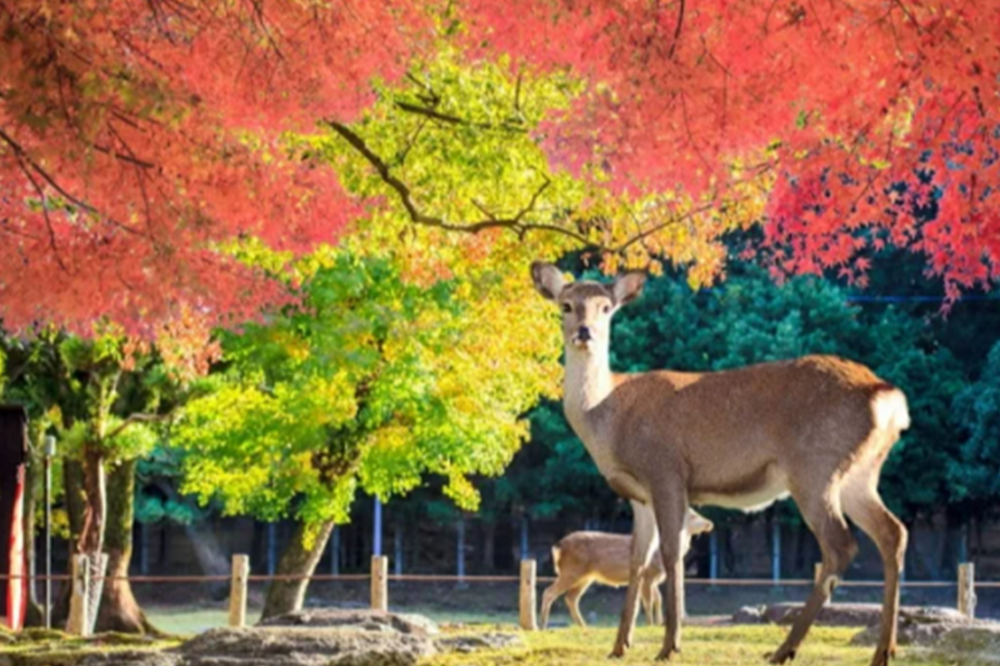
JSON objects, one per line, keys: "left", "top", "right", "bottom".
{"left": 651, "top": 488, "right": 688, "bottom": 662}
{"left": 610, "top": 500, "right": 659, "bottom": 659}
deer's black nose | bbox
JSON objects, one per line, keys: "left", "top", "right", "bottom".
{"left": 577, "top": 326, "right": 592, "bottom": 341}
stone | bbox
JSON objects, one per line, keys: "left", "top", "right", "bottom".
{"left": 435, "top": 632, "right": 524, "bottom": 653}
{"left": 257, "top": 609, "right": 440, "bottom": 636}
{"left": 734, "top": 603, "right": 967, "bottom": 628}
{"left": 176, "top": 626, "right": 435, "bottom": 666}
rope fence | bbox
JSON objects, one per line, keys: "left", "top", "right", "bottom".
{"left": 2, "top": 558, "right": 991, "bottom": 636}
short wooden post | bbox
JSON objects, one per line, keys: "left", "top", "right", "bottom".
{"left": 958, "top": 562, "right": 976, "bottom": 618}
{"left": 229, "top": 554, "right": 249, "bottom": 628}
{"left": 66, "top": 554, "right": 90, "bottom": 636}
{"left": 371, "top": 555, "right": 388, "bottom": 612}
{"left": 519, "top": 559, "right": 537, "bottom": 630}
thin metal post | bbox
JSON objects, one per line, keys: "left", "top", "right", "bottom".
{"left": 456, "top": 516, "right": 466, "bottom": 583}
{"left": 772, "top": 519, "right": 781, "bottom": 587}
{"left": 519, "top": 514, "right": 529, "bottom": 560}
{"left": 266, "top": 522, "right": 277, "bottom": 576}
{"left": 373, "top": 497, "right": 383, "bottom": 556}
{"left": 43, "top": 434, "right": 55, "bottom": 629}
{"left": 709, "top": 530, "right": 719, "bottom": 582}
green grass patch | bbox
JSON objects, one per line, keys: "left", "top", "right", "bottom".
{"left": 425, "top": 625, "right": 947, "bottom": 666}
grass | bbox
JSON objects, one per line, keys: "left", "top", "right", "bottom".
{"left": 424, "top": 625, "right": 948, "bottom": 666}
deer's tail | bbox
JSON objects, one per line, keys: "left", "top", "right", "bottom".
{"left": 551, "top": 545, "right": 562, "bottom": 575}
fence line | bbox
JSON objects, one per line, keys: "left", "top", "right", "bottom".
{"left": 2, "top": 574, "right": 999, "bottom": 587}
{"left": 3, "top": 574, "right": 999, "bottom": 587}
{"left": 2, "top": 554, "right": 992, "bottom": 635}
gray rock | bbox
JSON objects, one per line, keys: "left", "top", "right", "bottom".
{"left": 257, "top": 609, "right": 439, "bottom": 636}
{"left": 853, "top": 620, "right": 1000, "bottom": 665}
{"left": 177, "top": 626, "right": 435, "bottom": 666}
{"left": 435, "top": 632, "right": 524, "bottom": 653}
{"left": 737, "top": 603, "right": 966, "bottom": 628}
{"left": 78, "top": 652, "right": 182, "bottom": 666}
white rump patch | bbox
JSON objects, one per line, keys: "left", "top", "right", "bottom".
{"left": 872, "top": 389, "right": 911, "bottom": 432}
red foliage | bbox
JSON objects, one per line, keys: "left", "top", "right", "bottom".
{"left": 462, "top": 0, "right": 1000, "bottom": 294}
{"left": 0, "top": 0, "right": 431, "bottom": 337}
{"left": 4, "top": 1, "right": 1000, "bottom": 341}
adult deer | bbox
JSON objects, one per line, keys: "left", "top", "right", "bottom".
{"left": 530, "top": 263, "right": 910, "bottom": 666}
{"left": 540, "top": 504, "right": 713, "bottom": 630}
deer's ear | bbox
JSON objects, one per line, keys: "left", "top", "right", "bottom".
{"left": 612, "top": 271, "right": 646, "bottom": 306}
{"left": 531, "top": 262, "right": 566, "bottom": 301}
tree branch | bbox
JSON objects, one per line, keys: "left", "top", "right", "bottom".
{"left": 394, "top": 100, "right": 527, "bottom": 133}
{"left": 105, "top": 412, "right": 173, "bottom": 441}
{"left": 325, "top": 119, "right": 586, "bottom": 241}
{"left": 668, "top": 0, "right": 685, "bottom": 59}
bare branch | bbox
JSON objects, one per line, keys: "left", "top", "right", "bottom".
{"left": 105, "top": 412, "right": 173, "bottom": 441}
{"left": 668, "top": 0, "right": 685, "bottom": 59}
{"left": 325, "top": 120, "right": 573, "bottom": 238}
{"left": 394, "top": 101, "right": 527, "bottom": 133}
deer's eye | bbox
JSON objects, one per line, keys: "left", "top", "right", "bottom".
{"left": 561, "top": 302, "right": 572, "bottom": 314}
{"left": 602, "top": 304, "right": 612, "bottom": 314}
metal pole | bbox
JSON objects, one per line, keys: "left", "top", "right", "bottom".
{"left": 373, "top": 497, "right": 383, "bottom": 556}
{"left": 519, "top": 514, "right": 529, "bottom": 560}
{"left": 43, "top": 434, "right": 56, "bottom": 629}
{"left": 267, "top": 522, "right": 277, "bottom": 576}
{"left": 709, "top": 530, "right": 719, "bottom": 582}
{"left": 772, "top": 519, "right": 781, "bottom": 587}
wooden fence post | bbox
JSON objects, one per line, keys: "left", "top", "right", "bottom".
{"left": 66, "top": 554, "right": 90, "bottom": 636}
{"left": 519, "top": 559, "right": 537, "bottom": 631}
{"left": 229, "top": 554, "right": 249, "bottom": 628}
{"left": 958, "top": 562, "right": 976, "bottom": 618}
{"left": 371, "top": 555, "right": 388, "bottom": 612}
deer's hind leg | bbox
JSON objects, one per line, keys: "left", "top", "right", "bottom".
{"left": 564, "top": 580, "right": 592, "bottom": 628}
{"left": 769, "top": 480, "right": 858, "bottom": 664}
{"left": 540, "top": 575, "right": 577, "bottom": 630}
{"left": 841, "top": 453, "right": 907, "bottom": 666}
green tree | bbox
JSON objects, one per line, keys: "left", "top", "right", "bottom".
{"left": 950, "top": 341, "right": 1000, "bottom": 514}
{"left": 0, "top": 332, "right": 181, "bottom": 633}
{"left": 174, "top": 251, "right": 560, "bottom": 617}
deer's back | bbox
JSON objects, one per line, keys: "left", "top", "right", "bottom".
{"left": 606, "top": 355, "right": 903, "bottom": 500}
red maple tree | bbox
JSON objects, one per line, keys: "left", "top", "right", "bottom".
{"left": 0, "top": 0, "right": 431, "bottom": 338}
{"left": 3, "top": 1, "right": 999, "bottom": 343}
{"left": 463, "top": 0, "right": 1000, "bottom": 295}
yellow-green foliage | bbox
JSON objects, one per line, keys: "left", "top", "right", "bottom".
{"left": 174, "top": 251, "right": 561, "bottom": 527}
{"left": 426, "top": 625, "right": 948, "bottom": 666}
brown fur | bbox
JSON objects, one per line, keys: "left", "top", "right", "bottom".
{"left": 530, "top": 263, "right": 910, "bottom": 666}
{"left": 541, "top": 509, "right": 712, "bottom": 629}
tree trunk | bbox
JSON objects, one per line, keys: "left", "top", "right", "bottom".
{"left": 95, "top": 459, "right": 160, "bottom": 635}
{"left": 21, "top": 444, "right": 44, "bottom": 627}
{"left": 79, "top": 445, "right": 106, "bottom": 556}
{"left": 260, "top": 520, "right": 335, "bottom": 621}
{"left": 65, "top": 444, "right": 108, "bottom": 635}
{"left": 52, "top": 459, "right": 87, "bottom": 627}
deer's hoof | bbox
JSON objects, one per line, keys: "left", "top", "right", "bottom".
{"left": 655, "top": 647, "right": 680, "bottom": 661}
{"left": 869, "top": 647, "right": 894, "bottom": 666}
{"left": 608, "top": 643, "right": 627, "bottom": 659}
{"left": 766, "top": 646, "right": 796, "bottom": 664}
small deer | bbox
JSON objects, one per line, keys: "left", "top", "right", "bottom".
{"left": 540, "top": 504, "right": 713, "bottom": 630}
{"left": 531, "top": 263, "right": 909, "bottom": 666}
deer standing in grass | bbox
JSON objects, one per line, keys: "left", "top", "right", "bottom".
{"left": 541, "top": 505, "right": 713, "bottom": 630}
{"left": 530, "top": 263, "right": 910, "bottom": 666}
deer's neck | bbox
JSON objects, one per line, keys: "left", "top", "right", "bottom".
{"left": 563, "top": 346, "right": 615, "bottom": 433}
